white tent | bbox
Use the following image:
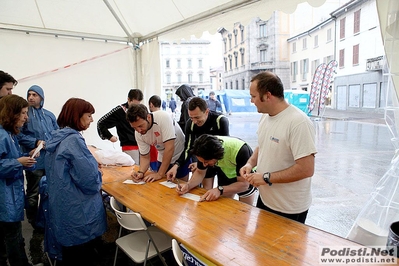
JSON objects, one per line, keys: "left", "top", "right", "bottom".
{"left": 0, "top": 0, "right": 395, "bottom": 150}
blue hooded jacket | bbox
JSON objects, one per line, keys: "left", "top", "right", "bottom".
{"left": 19, "top": 85, "right": 58, "bottom": 170}
{"left": 45, "top": 127, "right": 106, "bottom": 246}
{"left": 0, "top": 126, "right": 34, "bottom": 222}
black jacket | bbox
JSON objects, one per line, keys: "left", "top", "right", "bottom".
{"left": 175, "top": 84, "right": 195, "bottom": 132}
{"left": 97, "top": 103, "right": 138, "bottom": 146}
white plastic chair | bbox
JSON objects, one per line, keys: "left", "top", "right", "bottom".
{"left": 110, "top": 196, "right": 172, "bottom": 266}
{"left": 172, "top": 239, "right": 188, "bottom": 266}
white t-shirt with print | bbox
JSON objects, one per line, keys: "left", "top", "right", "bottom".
{"left": 135, "top": 110, "right": 185, "bottom": 164}
{"left": 256, "top": 105, "right": 317, "bottom": 214}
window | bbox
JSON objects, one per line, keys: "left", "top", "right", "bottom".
{"left": 293, "top": 42, "right": 296, "bottom": 53}
{"left": 239, "top": 47, "right": 245, "bottom": 66}
{"left": 234, "top": 53, "right": 238, "bottom": 68}
{"left": 188, "top": 59, "right": 192, "bottom": 68}
{"left": 311, "top": 59, "right": 320, "bottom": 76}
{"left": 187, "top": 47, "right": 192, "bottom": 54}
{"left": 176, "top": 47, "right": 181, "bottom": 54}
{"left": 339, "top": 49, "right": 345, "bottom": 67}
{"left": 188, "top": 74, "right": 192, "bottom": 82}
{"left": 363, "top": 83, "right": 376, "bottom": 108}
{"left": 324, "top": 55, "right": 334, "bottom": 64}
{"left": 314, "top": 35, "right": 318, "bottom": 47}
{"left": 354, "top": 10, "right": 361, "bottom": 34}
{"left": 177, "top": 59, "right": 181, "bottom": 68}
{"left": 353, "top": 44, "right": 359, "bottom": 65}
{"left": 223, "top": 39, "right": 227, "bottom": 53}
{"left": 327, "top": 28, "right": 332, "bottom": 42}
{"left": 300, "top": 59, "right": 308, "bottom": 80}
{"left": 230, "top": 81, "right": 233, "bottom": 90}
{"left": 259, "top": 24, "right": 266, "bottom": 37}
{"left": 340, "top": 17, "right": 346, "bottom": 39}
{"left": 260, "top": 49, "right": 267, "bottom": 62}
{"left": 228, "top": 34, "right": 232, "bottom": 50}
{"left": 166, "top": 59, "right": 170, "bottom": 68}
{"left": 348, "top": 84, "right": 360, "bottom": 107}
{"left": 166, "top": 74, "right": 171, "bottom": 84}
{"left": 199, "top": 47, "right": 203, "bottom": 54}
{"left": 236, "top": 80, "right": 238, "bottom": 90}
{"left": 199, "top": 74, "right": 203, "bottom": 83}
{"left": 291, "top": 61, "right": 298, "bottom": 82}
{"left": 242, "top": 79, "right": 245, "bottom": 90}
{"left": 177, "top": 74, "right": 182, "bottom": 83}
{"left": 234, "top": 29, "right": 238, "bottom": 46}
{"left": 303, "top": 38, "right": 307, "bottom": 50}
{"left": 198, "top": 59, "right": 203, "bottom": 68}
{"left": 240, "top": 26, "right": 244, "bottom": 42}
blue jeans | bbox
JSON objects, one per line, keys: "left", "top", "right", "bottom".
{"left": 0, "top": 221, "right": 30, "bottom": 266}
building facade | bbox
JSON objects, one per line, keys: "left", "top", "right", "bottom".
{"left": 218, "top": 12, "right": 291, "bottom": 91}
{"left": 160, "top": 40, "right": 212, "bottom": 99}
{"left": 287, "top": 17, "right": 335, "bottom": 93}
{"left": 332, "top": 0, "right": 386, "bottom": 112}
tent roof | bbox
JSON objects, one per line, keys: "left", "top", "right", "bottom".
{"left": 0, "top": 0, "right": 327, "bottom": 43}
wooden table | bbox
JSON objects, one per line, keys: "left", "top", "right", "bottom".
{"left": 101, "top": 166, "right": 392, "bottom": 266}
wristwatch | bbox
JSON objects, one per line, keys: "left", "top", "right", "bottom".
{"left": 217, "top": 186, "right": 224, "bottom": 195}
{"left": 263, "top": 172, "right": 272, "bottom": 186}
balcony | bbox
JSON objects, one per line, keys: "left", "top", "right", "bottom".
{"left": 250, "top": 61, "right": 274, "bottom": 70}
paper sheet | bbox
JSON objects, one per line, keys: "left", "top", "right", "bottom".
{"left": 31, "top": 141, "right": 44, "bottom": 158}
{"left": 180, "top": 193, "right": 201, "bottom": 202}
{"left": 160, "top": 181, "right": 177, "bottom": 188}
{"left": 123, "top": 179, "right": 145, "bottom": 185}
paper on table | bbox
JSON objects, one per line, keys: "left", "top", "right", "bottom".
{"left": 180, "top": 193, "right": 201, "bottom": 202}
{"left": 123, "top": 179, "right": 145, "bottom": 185}
{"left": 31, "top": 141, "right": 44, "bottom": 158}
{"left": 160, "top": 181, "right": 177, "bottom": 188}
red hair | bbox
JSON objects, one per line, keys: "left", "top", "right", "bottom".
{"left": 57, "top": 98, "right": 95, "bottom": 131}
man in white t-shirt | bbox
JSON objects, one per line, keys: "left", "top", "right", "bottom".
{"left": 126, "top": 104, "right": 189, "bottom": 183}
{"left": 240, "top": 71, "right": 317, "bottom": 223}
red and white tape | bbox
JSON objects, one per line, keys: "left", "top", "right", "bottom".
{"left": 18, "top": 46, "right": 130, "bottom": 82}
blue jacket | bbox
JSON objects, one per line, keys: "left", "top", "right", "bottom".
{"left": 45, "top": 127, "right": 107, "bottom": 247}
{"left": 0, "top": 126, "right": 33, "bottom": 222}
{"left": 19, "top": 85, "right": 58, "bottom": 170}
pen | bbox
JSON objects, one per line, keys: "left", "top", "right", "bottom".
{"left": 177, "top": 179, "right": 182, "bottom": 191}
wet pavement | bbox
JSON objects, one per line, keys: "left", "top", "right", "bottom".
{"left": 22, "top": 108, "right": 395, "bottom": 265}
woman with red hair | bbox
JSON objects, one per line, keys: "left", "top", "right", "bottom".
{"left": 44, "top": 98, "right": 107, "bottom": 266}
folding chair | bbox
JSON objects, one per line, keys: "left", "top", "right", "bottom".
{"left": 110, "top": 196, "right": 172, "bottom": 266}
{"left": 172, "top": 239, "right": 188, "bottom": 266}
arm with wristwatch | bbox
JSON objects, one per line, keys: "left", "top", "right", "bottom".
{"left": 240, "top": 147, "right": 315, "bottom": 187}
{"left": 239, "top": 146, "right": 272, "bottom": 186}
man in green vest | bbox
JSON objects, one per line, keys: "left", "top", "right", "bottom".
{"left": 176, "top": 134, "right": 256, "bottom": 205}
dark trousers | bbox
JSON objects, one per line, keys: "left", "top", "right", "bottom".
{"left": 0, "top": 221, "right": 30, "bottom": 266}
{"left": 62, "top": 237, "right": 103, "bottom": 266}
{"left": 25, "top": 169, "right": 44, "bottom": 226}
{"left": 256, "top": 197, "right": 308, "bottom": 224}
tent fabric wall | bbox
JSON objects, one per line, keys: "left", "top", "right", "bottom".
{"left": 0, "top": 30, "right": 136, "bottom": 150}
{"left": 0, "top": 0, "right": 327, "bottom": 42}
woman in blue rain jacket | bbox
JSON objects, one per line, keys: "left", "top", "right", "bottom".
{"left": 44, "top": 98, "right": 106, "bottom": 266}
{"left": 0, "top": 95, "right": 38, "bottom": 266}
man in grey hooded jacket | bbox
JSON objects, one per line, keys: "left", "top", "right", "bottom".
{"left": 18, "top": 85, "right": 58, "bottom": 229}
